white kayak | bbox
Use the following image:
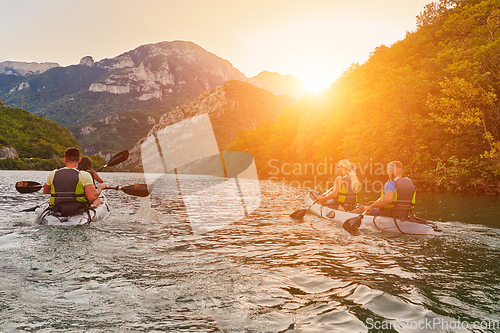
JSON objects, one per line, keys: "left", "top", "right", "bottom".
{"left": 35, "top": 194, "right": 111, "bottom": 226}
{"left": 304, "top": 191, "right": 443, "bottom": 236}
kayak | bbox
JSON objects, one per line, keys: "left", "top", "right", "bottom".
{"left": 35, "top": 194, "right": 111, "bottom": 226}
{"left": 304, "top": 191, "right": 443, "bottom": 236}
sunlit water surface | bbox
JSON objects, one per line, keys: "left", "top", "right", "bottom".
{"left": 1, "top": 171, "right": 500, "bottom": 332}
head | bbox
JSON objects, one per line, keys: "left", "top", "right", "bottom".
{"left": 78, "top": 157, "right": 92, "bottom": 171}
{"left": 339, "top": 159, "right": 360, "bottom": 192}
{"left": 64, "top": 147, "right": 81, "bottom": 167}
{"left": 387, "top": 161, "right": 403, "bottom": 179}
{"left": 337, "top": 159, "right": 352, "bottom": 176}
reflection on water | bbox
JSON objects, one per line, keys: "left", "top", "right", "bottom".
{"left": 1, "top": 170, "right": 499, "bottom": 332}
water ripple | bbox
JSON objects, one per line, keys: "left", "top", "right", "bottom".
{"left": 1, "top": 171, "right": 499, "bottom": 332}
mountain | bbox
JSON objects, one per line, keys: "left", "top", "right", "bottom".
{"left": 122, "top": 80, "right": 297, "bottom": 171}
{"left": 250, "top": 71, "right": 306, "bottom": 99}
{"left": 0, "top": 61, "right": 60, "bottom": 76}
{"left": 0, "top": 41, "right": 247, "bottom": 127}
{"left": 0, "top": 40, "right": 305, "bottom": 156}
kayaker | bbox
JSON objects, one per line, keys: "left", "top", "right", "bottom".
{"left": 316, "top": 159, "right": 360, "bottom": 211}
{"left": 78, "top": 157, "right": 104, "bottom": 183}
{"left": 352, "top": 161, "right": 416, "bottom": 218}
{"left": 43, "top": 147, "right": 107, "bottom": 216}
{"left": 78, "top": 156, "right": 105, "bottom": 207}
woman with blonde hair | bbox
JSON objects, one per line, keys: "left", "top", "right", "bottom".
{"left": 317, "top": 159, "right": 360, "bottom": 212}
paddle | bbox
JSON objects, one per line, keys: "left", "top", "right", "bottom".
{"left": 289, "top": 187, "right": 335, "bottom": 220}
{"left": 95, "top": 150, "right": 129, "bottom": 172}
{"left": 104, "top": 184, "right": 151, "bottom": 197}
{"left": 20, "top": 201, "right": 48, "bottom": 212}
{"left": 342, "top": 211, "right": 367, "bottom": 235}
{"left": 15, "top": 181, "right": 42, "bottom": 194}
{"left": 15, "top": 150, "right": 131, "bottom": 194}
{"left": 16, "top": 181, "right": 151, "bottom": 198}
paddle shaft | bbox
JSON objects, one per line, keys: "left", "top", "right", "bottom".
{"left": 289, "top": 186, "right": 336, "bottom": 219}
{"left": 306, "top": 186, "right": 336, "bottom": 209}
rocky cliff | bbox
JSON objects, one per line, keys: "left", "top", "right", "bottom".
{"left": 0, "top": 61, "right": 60, "bottom": 76}
{"left": 88, "top": 41, "right": 247, "bottom": 102}
{"left": 0, "top": 41, "right": 249, "bottom": 126}
{"left": 0, "top": 40, "right": 305, "bottom": 155}
{"left": 122, "top": 80, "right": 296, "bottom": 171}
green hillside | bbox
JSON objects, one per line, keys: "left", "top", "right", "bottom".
{"left": 0, "top": 105, "right": 80, "bottom": 169}
{"left": 227, "top": 0, "right": 500, "bottom": 194}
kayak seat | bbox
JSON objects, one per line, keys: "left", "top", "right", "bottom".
{"left": 50, "top": 202, "right": 90, "bottom": 217}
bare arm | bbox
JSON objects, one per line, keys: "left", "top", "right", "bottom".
{"left": 89, "top": 169, "right": 104, "bottom": 183}
{"left": 84, "top": 183, "right": 107, "bottom": 202}
{"left": 317, "top": 176, "right": 342, "bottom": 203}
{"left": 364, "top": 191, "right": 395, "bottom": 211}
{"left": 43, "top": 184, "right": 51, "bottom": 194}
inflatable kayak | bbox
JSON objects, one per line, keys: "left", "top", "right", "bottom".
{"left": 304, "top": 191, "right": 442, "bottom": 236}
{"left": 35, "top": 194, "right": 111, "bottom": 226}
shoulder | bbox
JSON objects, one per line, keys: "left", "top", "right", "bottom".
{"left": 78, "top": 170, "right": 94, "bottom": 186}
{"left": 384, "top": 180, "right": 396, "bottom": 192}
{"left": 46, "top": 169, "right": 57, "bottom": 184}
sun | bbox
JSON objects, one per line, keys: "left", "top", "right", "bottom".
{"left": 301, "top": 76, "right": 330, "bottom": 95}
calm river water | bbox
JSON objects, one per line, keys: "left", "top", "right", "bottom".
{"left": 1, "top": 170, "right": 499, "bottom": 332}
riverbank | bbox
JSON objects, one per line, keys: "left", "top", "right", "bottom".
{"left": 0, "top": 155, "right": 110, "bottom": 172}
{"left": 3, "top": 157, "right": 500, "bottom": 195}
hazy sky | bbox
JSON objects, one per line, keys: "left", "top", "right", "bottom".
{"left": 0, "top": 0, "right": 432, "bottom": 92}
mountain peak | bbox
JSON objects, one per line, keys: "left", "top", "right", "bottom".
{"left": 250, "top": 71, "right": 306, "bottom": 99}
{"left": 0, "top": 61, "right": 60, "bottom": 76}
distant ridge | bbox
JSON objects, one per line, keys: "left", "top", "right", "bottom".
{"left": 250, "top": 71, "right": 306, "bottom": 99}
{"left": 0, "top": 61, "right": 60, "bottom": 76}
{"left": 0, "top": 40, "right": 305, "bottom": 155}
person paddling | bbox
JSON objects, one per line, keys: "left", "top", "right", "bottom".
{"left": 352, "top": 161, "right": 415, "bottom": 219}
{"left": 43, "top": 147, "right": 107, "bottom": 215}
{"left": 316, "top": 159, "right": 360, "bottom": 212}
{"left": 78, "top": 156, "right": 105, "bottom": 207}
{"left": 78, "top": 157, "right": 104, "bottom": 183}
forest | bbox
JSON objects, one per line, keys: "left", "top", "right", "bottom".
{"left": 0, "top": 105, "right": 107, "bottom": 170}
{"left": 227, "top": 0, "right": 500, "bottom": 193}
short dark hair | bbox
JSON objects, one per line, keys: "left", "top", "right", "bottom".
{"left": 64, "top": 147, "right": 81, "bottom": 162}
{"left": 388, "top": 161, "right": 403, "bottom": 173}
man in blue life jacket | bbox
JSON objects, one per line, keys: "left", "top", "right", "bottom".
{"left": 352, "top": 161, "right": 416, "bottom": 219}
{"left": 43, "top": 147, "right": 107, "bottom": 216}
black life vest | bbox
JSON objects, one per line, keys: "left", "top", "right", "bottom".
{"left": 381, "top": 177, "right": 416, "bottom": 218}
{"left": 50, "top": 168, "right": 89, "bottom": 216}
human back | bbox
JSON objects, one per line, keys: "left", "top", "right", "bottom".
{"left": 43, "top": 148, "right": 106, "bottom": 216}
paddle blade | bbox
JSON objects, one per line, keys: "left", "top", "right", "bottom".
{"left": 120, "top": 184, "right": 151, "bottom": 197}
{"left": 342, "top": 215, "right": 362, "bottom": 235}
{"left": 21, "top": 205, "right": 41, "bottom": 212}
{"left": 107, "top": 150, "right": 129, "bottom": 167}
{"left": 15, "top": 181, "right": 43, "bottom": 193}
{"left": 289, "top": 208, "right": 308, "bottom": 220}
